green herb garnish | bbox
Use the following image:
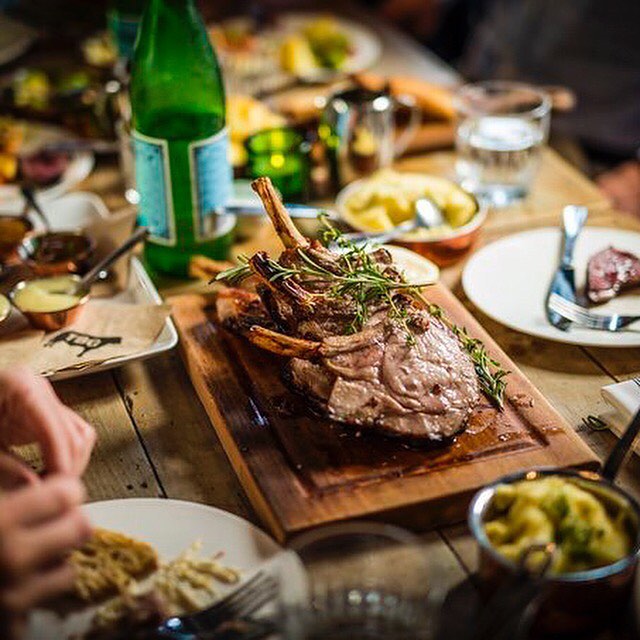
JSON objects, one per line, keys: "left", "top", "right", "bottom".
{"left": 215, "top": 216, "right": 508, "bottom": 407}
{"left": 426, "top": 303, "right": 509, "bottom": 409}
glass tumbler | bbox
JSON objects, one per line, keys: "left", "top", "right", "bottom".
{"left": 277, "top": 521, "right": 441, "bottom": 640}
{"left": 454, "top": 81, "right": 551, "bottom": 207}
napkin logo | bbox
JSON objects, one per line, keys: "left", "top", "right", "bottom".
{"left": 45, "top": 331, "right": 122, "bottom": 357}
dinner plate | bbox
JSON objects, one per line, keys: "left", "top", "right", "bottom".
{"left": 0, "top": 15, "right": 37, "bottom": 66}
{"left": 0, "top": 123, "right": 94, "bottom": 211}
{"left": 462, "top": 227, "right": 640, "bottom": 348}
{"left": 278, "top": 13, "right": 382, "bottom": 80}
{"left": 27, "top": 498, "right": 281, "bottom": 640}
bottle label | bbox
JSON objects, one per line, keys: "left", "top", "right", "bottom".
{"left": 132, "top": 128, "right": 233, "bottom": 246}
{"left": 132, "top": 130, "right": 175, "bottom": 246}
{"left": 108, "top": 11, "right": 140, "bottom": 60}
{"left": 189, "top": 128, "right": 233, "bottom": 242}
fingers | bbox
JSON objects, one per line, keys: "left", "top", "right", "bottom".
{"left": 0, "top": 476, "right": 85, "bottom": 529}
{"left": 0, "top": 474, "right": 91, "bottom": 627}
{"left": 0, "top": 452, "right": 39, "bottom": 491}
{"left": 61, "top": 407, "right": 96, "bottom": 476}
{"left": 0, "top": 562, "right": 75, "bottom": 612}
{"left": 0, "top": 368, "right": 96, "bottom": 476}
{"left": 14, "top": 509, "right": 91, "bottom": 576}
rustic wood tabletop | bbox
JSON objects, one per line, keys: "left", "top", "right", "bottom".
{"left": 13, "top": 13, "right": 639, "bottom": 637}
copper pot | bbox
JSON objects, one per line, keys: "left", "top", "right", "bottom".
{"left": 9, "top": 275, "right": 89, "bottom": 332}
{"left": 17, "top": 230, "right": 95, "bottom": 276}
{"left": 468, "top": 468, "right": 640, "bottom": 636}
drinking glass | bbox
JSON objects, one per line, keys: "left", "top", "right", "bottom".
{"left": 246, "top": 127, "right": 311, "bottom": 202}
{"left": 277, "top": 521, "right": 441, "bottom": 640}
{"left": 454, "top": 81, "right": 551, "bottom": 207}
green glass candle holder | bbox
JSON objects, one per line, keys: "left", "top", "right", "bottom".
{"left": 246, "top": 128, "right": 310, "bottom": 201}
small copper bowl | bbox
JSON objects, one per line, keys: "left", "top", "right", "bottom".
{"left": 0, "top": 215, "right": 33, "bottom": 262}
{"left": 337, "top": 179, "right": 488, "bottom": 267}
{"left": 396, "top": 203, "right": 487, "bottom": 267}
{"left": 9, "top": 275, "right": 89, "bottom": 332}
{"left": 17, "top": 231, "right": 96, "bottom": 276}
{"left": 469, "top": 469, "right": 640, "bottom": 636}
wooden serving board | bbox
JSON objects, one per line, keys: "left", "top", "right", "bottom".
{"left": 170, "top": 284, "right": 598, "bottom": 542}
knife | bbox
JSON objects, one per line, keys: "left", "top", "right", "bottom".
{"left": 545, "top": 205, "right": 588, "bottom": 331}
{"left": 219, "top": 203, "right": 337, "bottom": 220}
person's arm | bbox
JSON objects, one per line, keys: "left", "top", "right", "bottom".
{"left": 378, "top": 0, "right": 444, "bottom": 39}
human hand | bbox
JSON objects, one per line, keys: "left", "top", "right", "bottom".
{"left": 596, "top": 161, "right": 640, "bottom": 218}
{"left": 0, "top": 476, "right": 91, "bottom": 640}
{"left": 0, "top": 368, "right": 96, "bottom": 480}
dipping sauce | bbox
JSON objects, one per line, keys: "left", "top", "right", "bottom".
{"left": 13, "top": 275, "right": 83, "bottom": 313}
{"left": 0, "top": 294, "right": 10, "bottom": 320}
{"left": 484, "top": 476, "right": 632, "bottom": 574}
{"left": 25, "top": 232, "right": 91, "bottom": 264}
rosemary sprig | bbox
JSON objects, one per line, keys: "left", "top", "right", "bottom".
{"left": 427, "top": 303, "right": 509, "bottom": 409}
{"left": 213, "top": 255, "right": 251, "bottom": 286}
{"left": 215, "top": 217, "right": 433, "bottom": 343}
{"left": 214, "top": 218, "right": 508, "bottom": 407}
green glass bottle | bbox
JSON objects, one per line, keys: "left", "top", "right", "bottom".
{"left": 108, "top": 0, "right": 147, "bottom": 60}
{"left": 130, "top": 0, "right": 233, "bottom": 276}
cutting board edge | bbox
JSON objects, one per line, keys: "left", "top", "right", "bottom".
{"left": 170, "top": 290, "right": 599, "bottom": 542}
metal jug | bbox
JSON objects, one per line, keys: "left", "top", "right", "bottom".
{"left": 321, "top": 87, "right": 420, "bottom": 189}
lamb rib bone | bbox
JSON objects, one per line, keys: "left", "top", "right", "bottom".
{"left": 251, "top": 177, "right": 309, "bottom": 249}
{"left": 247, "top": 325, "right": 378, "bottom": 359}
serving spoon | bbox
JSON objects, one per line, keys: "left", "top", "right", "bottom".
{"left": 332, "top": 196, "right": 445, "bottom": 250}
{"left": 70, "top": 226, "right": 150, "bottom": 296}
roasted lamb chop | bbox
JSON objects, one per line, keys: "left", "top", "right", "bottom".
{"left": 215, "top": 177, "right": 503, "bottom": 442}
{"left": 586, "top": 246, "right": 640, "bottom": 304}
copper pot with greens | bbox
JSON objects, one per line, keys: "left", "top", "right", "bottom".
{"left": 468, "top": 412, "right": 640, "bottom": 637}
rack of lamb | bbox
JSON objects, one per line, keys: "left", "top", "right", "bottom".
{"left": 214, "top": 177, "right": 506, "bottom": 443}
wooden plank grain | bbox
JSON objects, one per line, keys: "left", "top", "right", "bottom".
{"left": 54, "top": 372, "right": 162, "bottom": 501}
{"left": 169, "top": 286, "right": 597, "bottom": 542}
{"left": 113, "top": 353, "right": 255, "bottom": 520}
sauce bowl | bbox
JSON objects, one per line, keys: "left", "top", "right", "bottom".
{"left": 17, "top": 230, "right": 95, "bottom": 276}
{"left": 9, "top": 275, "right": 89, "bottom": 332}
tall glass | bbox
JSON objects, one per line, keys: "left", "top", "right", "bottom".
{"left": 278, "top": 522, "right": 441, "bottom": 640}
{"left": 455, "top": 81, "right": 551, "bottom": 207}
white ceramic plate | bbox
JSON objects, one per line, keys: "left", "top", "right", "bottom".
{"left": 48, "top": 257, "right": 179, "bottom": 381}
{"left": 0, "top": 15, "right": 37, "bottom": 65}
{"left": 27, "top": 498, "right": 281, "bottom": 640}
{"left": 0, "top": 123, "right": 94, "bottom": 211}
{"left": 278, "top": 13, "right": 382, "bottom": 79}
{"left": 462, "top": 227, "right": 640, "bottom": 348}
{"left": 385, "top": 244, "right": 440, "bottom": 284}
{"left": 0, "top": 191, "right": 178, "bottom": 378}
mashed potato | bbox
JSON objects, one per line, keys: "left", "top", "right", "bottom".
{"left": 484, "top": 476, "right": 633, "bottom": 574}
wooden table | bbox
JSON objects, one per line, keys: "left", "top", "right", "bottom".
{"left": 11, "top": 11, "right": 637, "bottom": 630}
{"left": 53, "top": 146, "right": 640, "bottom": 612}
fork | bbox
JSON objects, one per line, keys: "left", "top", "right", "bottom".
{"left": 548, "top": 294, "right": 640, "bottom": 331}
{"left": 156, "top": 570, "right": 278, "bottom": 638}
